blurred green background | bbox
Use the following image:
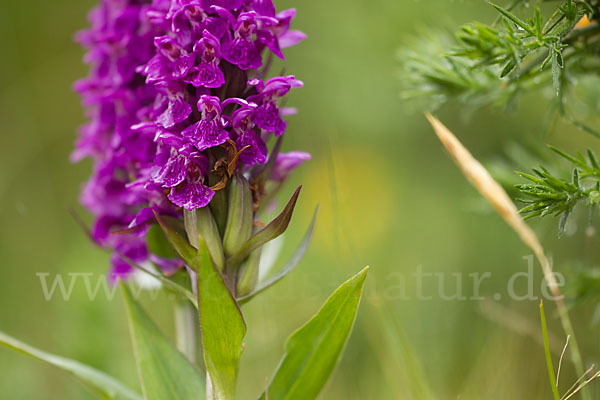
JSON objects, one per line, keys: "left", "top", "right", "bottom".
{"left": 1, "top": 0, "right": 599, "bottom": 398}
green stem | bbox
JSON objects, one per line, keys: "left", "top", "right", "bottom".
{"left": 540, "top": 301, "right": 561, "bottom": 400}
{"left": 532, "top": 247, "right": 590, "bottom": 400}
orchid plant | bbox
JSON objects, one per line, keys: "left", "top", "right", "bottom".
{"left": 0, "top": 1, "right": 368, "bottom": 399}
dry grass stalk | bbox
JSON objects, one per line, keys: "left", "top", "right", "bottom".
{"left": 425, "top": 113, "right": 588, "bottom": 386}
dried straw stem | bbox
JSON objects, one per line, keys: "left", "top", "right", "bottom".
{"left": 425, "top": 113, "right": 587, "bottom": 388}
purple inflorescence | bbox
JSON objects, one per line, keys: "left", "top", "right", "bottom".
{"left": 74, "top": 0, "right": 309, "bottom": 281}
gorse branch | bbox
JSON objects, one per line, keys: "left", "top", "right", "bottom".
{"left": 400, "top": 0, "right": 600, "bottom": 114}
{"left": 516, "top": 146, "right": 600, "bottom": 235}
{"left": 401, "top": 0, "right": 600, "bottom": 234}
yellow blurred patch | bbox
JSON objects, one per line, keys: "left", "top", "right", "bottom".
{"left": 575, "top": 15, "right": 592, "bottom": 29}
{"left": 301, "top": 145, "right": 398, "bottom": 255}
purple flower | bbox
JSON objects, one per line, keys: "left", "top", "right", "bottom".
{"left": 151, "top": 139, "right": 215, "bottom": 210}
{"left": 257, "top": 9, "right": 306, "bottom": 58}
{"left": 230, "top": 105, "right": 267, "bottom": 164}
{"left": 248, "top": 75, "right": 303, "bottom": 136}
{"left": 251, "top": 0, "right": 276, "bottom": 17}
{"left": 272, "top": 9, "right": 307, "bottom": 49}
{"left": 155, "top": 82, "right": 192, "bottom": 128}
{"left": 152, "top": 146, "right": 188, "bottom": 187}
{"left": 271, "top": 151, "right": 311, "bottom": 181}
{"left": 167, "top": 155, "right": 215, "bottom": 210}
{"left": 171, "top": 3, "right": 228, "bottom": 47}
{"left": 182, "top": 95, "right": 229, "bottom": 150}
{"left": 223, "top": 12, "right": 272, "bottom": 70}
{"left": 140, "top": 35, "right": 195, "bottom": 82}
{"left": 184, "top": 30, "right": 225, "bottom": 88}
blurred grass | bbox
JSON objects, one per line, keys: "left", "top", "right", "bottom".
{"left": 0, "top": 0, "right": 599, "bottom": 399}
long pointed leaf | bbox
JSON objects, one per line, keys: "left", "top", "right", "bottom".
{"left": 196, "top": 237, "right": 246, "bottom": 400}
{"left": 155, "top": 209, "right": 248, "bottom": 398}
{"left": 228, "top": 186, "right": 301, "bottom": 267}
{"left": 154, "top": 211, "right": 198, "bottom": 272}
{"left": 490, "top": 3, "right": 536, "bottom": 35}
{"left": 113, "top": 249, "right": 197, "bottom": 307}
{"left": 238, "top": 206, "right": 318, "bottom": 304}
{"left": 259, "top": 266, "right": 369, "bottom": 400}
{"left": 121, "top": 284, "right": 205, "bottom": 400}
{"left": 0, "top": 331, "right": 142, "bottom": 400}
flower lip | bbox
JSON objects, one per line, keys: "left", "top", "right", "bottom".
{"left": 182, "top": 95, "right": 229, "bottom": 151}
{"left": 154, "top": 35, "right": 183, "bottom": 61}
{"left": 231, "top": 105, "right": 257, "bottom": 130}
{"left": 194, "top": 30, "right": 222, "bottom": 60}
{"left": 152, "top": 147, "right": 188, "bottom": 188}
{"left": 198, "top": 95, "right": 222, "bottom": 113}
{"left": 168, "top": 164, "right": 215, "bottom": 211}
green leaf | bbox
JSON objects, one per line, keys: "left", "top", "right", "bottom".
{"left": 195, "top": 237, "right": 246, "bottom": 400}
{"left": 500, "top": 61, "right": 515, "bottom": 78}
{"left": 121, "top": 284, "right": 206, "bottom": 400}
{"left": 490, "top": 3, "right": 536, "bottom": 36}
{"left": 228, "top": 186, "right": 301, "bottom": 267}
{"left": 0, "top": 330, "right": 142, "bottom": 400}
{"left": 587, "top": 149, "right": 599, "bottom": 170}
{"left": 154, "top": 211, "right": 247, "bottom": 399}
{"left": 238, "top": 206, "right": 318, "bottom": 304}
{"left": 154, "top": 211, "right": 198, "bottom": 272}
{"left": 548, "top": 145, "right": 584, "bottom": 168}
{"left": 551, "top": 50, "right": 561, "bottom": 95}
{"left": 259, "top": 266, "right": 369, "bottom": 400}
{"left": 558, "top": 209, "right": 570, "bottom": 237}
{"left": 146, "top": 224, "right": 179, "bottom": 259}
{"left": 112, "top": 249, "right": 197, "bottom": 308}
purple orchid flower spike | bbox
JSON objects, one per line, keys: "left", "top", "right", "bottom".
{"left": 185, "top": 30, "right": 225, "bottom": 88}
{"left": 182, "top": 95, "right": 229, "bottom": 150}
{"left": 248, "top": 75, "right": 303, "bottom": 136}
{"left": 75, "top": 0, "right": 308, "bottom": 281}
